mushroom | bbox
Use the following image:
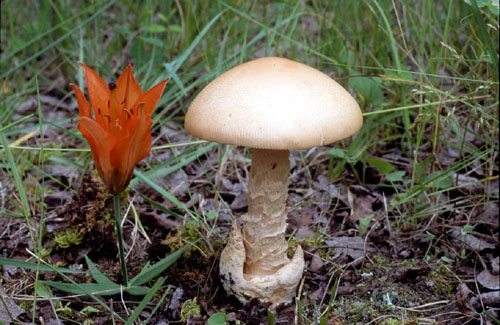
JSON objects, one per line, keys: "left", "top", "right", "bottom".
{"left": 185, "top": 57, "right": 363, "bottom": 307}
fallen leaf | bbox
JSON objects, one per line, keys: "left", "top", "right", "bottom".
{"left": 309, "top": 253, "right": 324, "bottom": 273}
{"left": 452, "top": 172, "right": 483, "bottom": 192}
{"left": 491, "top": 257, "right": 499, "bottom": 274}
{"left": 324, "top": 236, "right": 376, "bottom": 261}
{"left": 230, "top": 192, "right": 248, "bottom": 210}
{"left": 471, "top": 291, "right": 500, "bottom": 309}
{"left": 167, "top": 286, "right": 184, "bottom": 311}
{"left": 451, "top": 229, "right": 495, "bottom": 251}
{"left": 295, "top": 227, "right": 315, "bottom": 240}
{"left": 0, "top": 286, "right": 24, "bottom": 322}
{"left": 455, "top": 283, "right": 474, "bottom": 311}
{"left": 477, "top": 269, "right": 500, "bottom": 290}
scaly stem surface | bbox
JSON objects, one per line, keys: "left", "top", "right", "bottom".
{"left": 113, "top": 194, "right": 128, "bottom": 287}
{"left": 242, "top": 149, "right": 291, "bottom": 276}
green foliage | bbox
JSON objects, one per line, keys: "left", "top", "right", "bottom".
{"left": 349, "top": 73, "right": 384, "bottom": 105}
{"left": 129, "top": 242, "right": 194, "bottom": 286}
{"left": 0, "top": 257, "right": 85, "bottom": 274}
{"left": 386, "top": 171, "right": 406, "bottom": 183}
{"left": 181, "top": 297, "right": 201, "bottom": 323}
{"left": 53, "top": 227, "right": 83, "bottom": 249}
{"left": 463, "top": 0, "right": 500, "bottom": 15}
{"left": 365, "top": 157, "right": 395, "bottom": 175}
{"left": 267, "top": 310, "right": 275, "bottom": 325}
{"left": 299, "top": 233, "right": 324, "bottom": 247}
{"left": 125, "top": 277, "right": 167, "bottom": 325}
{"left": 358, "top": 214, "right": 374, "bottom": 236}
{"left": 208, "top": 312, "right": 229, "bottom": 325}
{"left": 43, "top": 244, "right": 191, "bottom": 297}
{"left": 79, "top": 306, "right": 100, "bottom": 317}
{"left": 383, "top": 318, "right": 401, "bottom": 325}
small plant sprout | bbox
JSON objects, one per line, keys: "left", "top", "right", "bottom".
{"left": 185, "top": 57, "right": 363, "bottom": 307}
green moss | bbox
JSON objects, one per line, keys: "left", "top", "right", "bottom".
{"left": 38, "top": 246, "right": 52, "bottom": 260}
{"left": 383, "top": 318, "right": 401, "bottom": 325}
{"left": 163, "top": 221, "right": 222, "bottom": 260}
{"left": 424, "top": 264, "right": 454, "bottom": 296}
{"left": 287, "top": 236, "right": 299, "bottom": 258}
{"left": 161, "top": 220, "right": 224, "bottom": 285}
{"left": 299, "top": 233, "right": 324, "bottom": 247}
{"left": 53, "top": 227, "right": 83, "bottom": 249}
{"left": 180, "top": 297, "right": 201, "bottom": 323}
{"left": 316, "top": 248, "right": 333, "bottom": 260}
{"left": 19, "top": 301, "right": 32, "bottom": 313}
{"left": 288, "top": 232, "right": 334, "bottom": 259}
{"left": 321, "top": 256, "right": 452, "bottom": 323}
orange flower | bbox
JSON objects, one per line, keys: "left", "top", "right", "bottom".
{"left": 71, "top": 63, "right": 168, "bottom": 194}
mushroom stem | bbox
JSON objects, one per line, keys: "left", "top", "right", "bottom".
{"left": 242, "top": 148, "right": 291, "bottom": 276}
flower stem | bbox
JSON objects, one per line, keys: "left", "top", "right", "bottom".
{"left": 113, "top": 194, "right": 128, "bottom": 287}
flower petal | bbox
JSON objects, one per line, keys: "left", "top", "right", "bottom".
{"left": 132, "top": 79, "right": 168, "bottom": 117}
{"left": 116, "top": 65, "right": 143, "bottom": 129}
{"left": 110, "top": 104, "right": 152, "bottom": 192}
{"left": 78, "top": 117, "right": 116, "bottom": 188}
{"left": 79, "top": 63, "right": 110, "bottom": 124}
{"left": 115, "top": 64, "right": 142, "bottom": 110}
{"left": 70, "top": 83, "right": 91, "bottom": 118}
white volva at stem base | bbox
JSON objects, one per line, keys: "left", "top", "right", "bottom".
{"left": 220, "top": 149, "right": 304, "bottom": 307}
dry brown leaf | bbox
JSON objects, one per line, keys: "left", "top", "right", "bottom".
{"left": 451, "top": 229, "right": 495, "bottom": 251}
{"left": 324, "top": 236, "right": 376, "bottom": 260}
{"left": 309, "top": 252, "right": 324, "bottom": 272}
{"left": 0, "top": 286, "right": 24, "bottom": 322}
{"left": 491, "top": 257, "right": 499, "bottom": 273}
{"left": 455, "top": 283, "right": 474, "bottom": 311}
{"left": 471, "top": 291, "right": 500, "bottom": 309}
{"left": 477, "top": 269, "right": 500, "bottom": 290}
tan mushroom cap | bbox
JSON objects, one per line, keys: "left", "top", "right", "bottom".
{"left": 185, "top": 57, "right": 363, "bottom": 150}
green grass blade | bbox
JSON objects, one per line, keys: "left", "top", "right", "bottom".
{"left": 33, "top": 76, "right": 45, "bottom": 324}
{"left": 29, "top": 257, "right": 125, "bottom": 322}
{"left": 0, "top": 257, "right": 85, "bottom": 274}
{"left": 43, "top": 281, "right": 121, "bottom": 296}
{"left": 125, "top": 276, "right": 165, "bottom": 325}
{"left": 143, "top": 284, "right": 173, "bottom": 324}
{"left": 133, "top": 169, "right": 195, "bottom": 219}
{"left": 129, "top": 242, "right": 194, "bottom": 286}
{"left": 130, "top": 142, "right": 215, "bottom": 186}
{"left": 44, "top": 281, "right": 150, "bottom": 296}
{"left": 470, "top": 0, "right": 499, "bottom": 79}
{"left": 0, "top": 130, "right": 34, "bottom": 244}
{"left": 267, "top": 310, "right": 275, "bottom": 325}
{"left": 0, "top": 114, "right": 34, "bottom": 133}
{"left": 84, "top": 256, "right": 115, "bottom": 285}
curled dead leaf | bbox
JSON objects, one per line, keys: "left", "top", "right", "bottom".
{"left": 477, "top": 269, "right": 500, "bottom": 290}
{"left": 324, "top": 236, "right": 376, "bottom": 261}
{"left": 451, "top": 229, "right": 495, "bottom": 251}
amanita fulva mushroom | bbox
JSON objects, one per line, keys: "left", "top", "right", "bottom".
{"left": 185, "top": 57, "right": 363, "bottom": 307}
